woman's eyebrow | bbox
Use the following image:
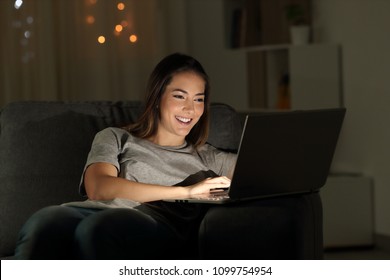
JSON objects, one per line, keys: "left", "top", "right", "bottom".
{"left": 172, "top": 89, "right": 205, "bottom": 96}
{"left": 172, "top": 88, "right": 188, "bottom": 94}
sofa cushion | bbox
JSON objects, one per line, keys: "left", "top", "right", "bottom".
{"left": 207, "top": 103, "right": 242, "bottom": 152}
{"left": 0, "top": 100, "right": 241, "bottom": 258}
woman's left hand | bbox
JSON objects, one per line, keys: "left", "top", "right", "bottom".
{"left": 186, "top": 176, "right": 231, "bottom": 196}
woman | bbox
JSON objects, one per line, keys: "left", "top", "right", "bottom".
{"left": 15, "top": 53, "right": 237, "bottom": 259}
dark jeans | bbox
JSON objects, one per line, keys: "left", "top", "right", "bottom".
{"left": 14, "top": 204, "right": 198, "bottom": 260}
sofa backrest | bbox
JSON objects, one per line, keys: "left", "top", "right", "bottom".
{"left": 0, "top": 101, "right": 242, "bottom": 258}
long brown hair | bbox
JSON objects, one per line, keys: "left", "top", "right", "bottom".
{"left": 126, "top": 53, "right": 210, "bottom": 148}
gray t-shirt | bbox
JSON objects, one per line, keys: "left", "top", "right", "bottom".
{"left": 63, "top": 127, "right": 236, "bottom": 209}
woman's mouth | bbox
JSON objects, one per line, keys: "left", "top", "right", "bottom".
{"left": 175, "top": 116, "right": 192, "bottom": 124}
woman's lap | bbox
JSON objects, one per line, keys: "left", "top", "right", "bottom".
{"left": 15, "top": 205, "right": 186, "bottom": 260}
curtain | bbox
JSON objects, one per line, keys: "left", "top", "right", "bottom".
{"left": 0, "top": 0, "right": 168, "bottom": 107}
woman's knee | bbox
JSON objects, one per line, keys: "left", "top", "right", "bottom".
{"left": 75, "top": 208, "right": 176, "bottom": 259}
{"left": 20, "top": 206, "right": 85, "bottom": 234}
{"left": 15, "top": 205, "right": 87, "bottom": 259}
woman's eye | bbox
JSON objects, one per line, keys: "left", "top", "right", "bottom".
{"left": 173, "top": 94, "right": 185, "bottom": 99}
{"left": 194, "top": 97, "right": 205, "bottom": 102}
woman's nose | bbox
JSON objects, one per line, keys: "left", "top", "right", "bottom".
{"left": 183, "top": 99, "right": 195, "bottom": 112}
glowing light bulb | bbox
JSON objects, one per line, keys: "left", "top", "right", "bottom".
{"left": 117, "top": 3, "right": 125, "bottom": 11}
{"left": 24, "top": 30, "right": 31, "bottom": 38}
{"left": 97, "top": 36, "right": 106, "bottom": 44}
{"left": 14, "top": 0, "right": 23, "bottom": 9}
{"left": 129, "top": 34, "right": 137, "bottom": 43}
{"left": 115, "top": 24, "right": 123, "bottom": 32}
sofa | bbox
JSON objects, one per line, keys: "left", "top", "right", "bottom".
{"left": 0, "top": 101, "right": 323, "bottom": 259}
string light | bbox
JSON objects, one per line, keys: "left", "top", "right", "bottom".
{"left": 97, "top": 36, "right": 106, "bottom": 44}
{"left": 115, "top": 24, "right": 123, "bottom": 33}
{"left": 117, "top": 2, "right": 125, "bottom": 11}
{"left": 85, "top": 1, "right": 137, "bottom": 45}
{"left": 14, "top": 0, "right": 23, "bottom": 9}
{"left": 129, "top": 34, "right": 137, "bottom": 43}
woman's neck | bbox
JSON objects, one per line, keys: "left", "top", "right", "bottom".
{"left": 147, "top": 134, "right": 185, "bottom": 147}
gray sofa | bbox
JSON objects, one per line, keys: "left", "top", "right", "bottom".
{"left": 0, "top": 101, "right": 323, "bottom": 259}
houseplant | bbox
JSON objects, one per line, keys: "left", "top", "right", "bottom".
{"left": 285, "top": 3, "right": 310, "bottom": 45}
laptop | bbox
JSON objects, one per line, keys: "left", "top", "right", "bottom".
{"left": 165, "top": 108, "right": 346, "bottom": 204}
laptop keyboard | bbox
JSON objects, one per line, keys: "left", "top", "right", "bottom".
{"left": 203, "top": 191, "right": 230, "bottom": 201}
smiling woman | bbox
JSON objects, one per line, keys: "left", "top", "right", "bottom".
{"left": 14, "top": 53, "right": 237, "bottom": 260}
{"left": 125, "top": 53, "right": 212, "bottom": 149}
{"left": 154, "top": 71, "right": 206, "bottom": 146}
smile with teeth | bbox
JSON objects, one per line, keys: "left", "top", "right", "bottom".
{"left": 176, "top": 116, "right": 192, "bottom": 124}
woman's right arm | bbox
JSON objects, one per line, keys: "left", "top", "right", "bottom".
{"left": 84, "top": 162, "right": 231, "bottom": 203}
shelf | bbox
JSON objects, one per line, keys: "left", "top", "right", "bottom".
{"left": 187, "top": 0, "right": 341, "bottom": 111}
{"left": 246, "top": 44, "right": 342, "bottom": 110}
{"left": 230, "top": 43, "right": 338, "bottom": 53}
{"left": 224, "top": 0, "right": 312, "bottom": 49}
{"left": 230, "top": 44, "right": 292, "bottom": 52}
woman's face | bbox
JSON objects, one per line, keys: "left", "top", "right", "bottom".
{"left": 154, "top": 71, "right": 205, "bottom": 146}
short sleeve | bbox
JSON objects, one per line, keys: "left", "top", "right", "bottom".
{"left": 78, "top": 127, "right": 124, "bottom": 196}
{"left": 198, "top": 144, "right": 237, "bottom": 177}
{"left": 213, "top": 149, "right": 237, "bottom": 177}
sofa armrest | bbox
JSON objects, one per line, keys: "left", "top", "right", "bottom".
{"left": 198, "top": 192, "right": 323, "bottom": 260}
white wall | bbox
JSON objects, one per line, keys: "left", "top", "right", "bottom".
{"left": 312, "top": 0, "right": 390, "bottom": 237}
{"left": 185, "top": 0, "right": 249, "bottom": 110}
